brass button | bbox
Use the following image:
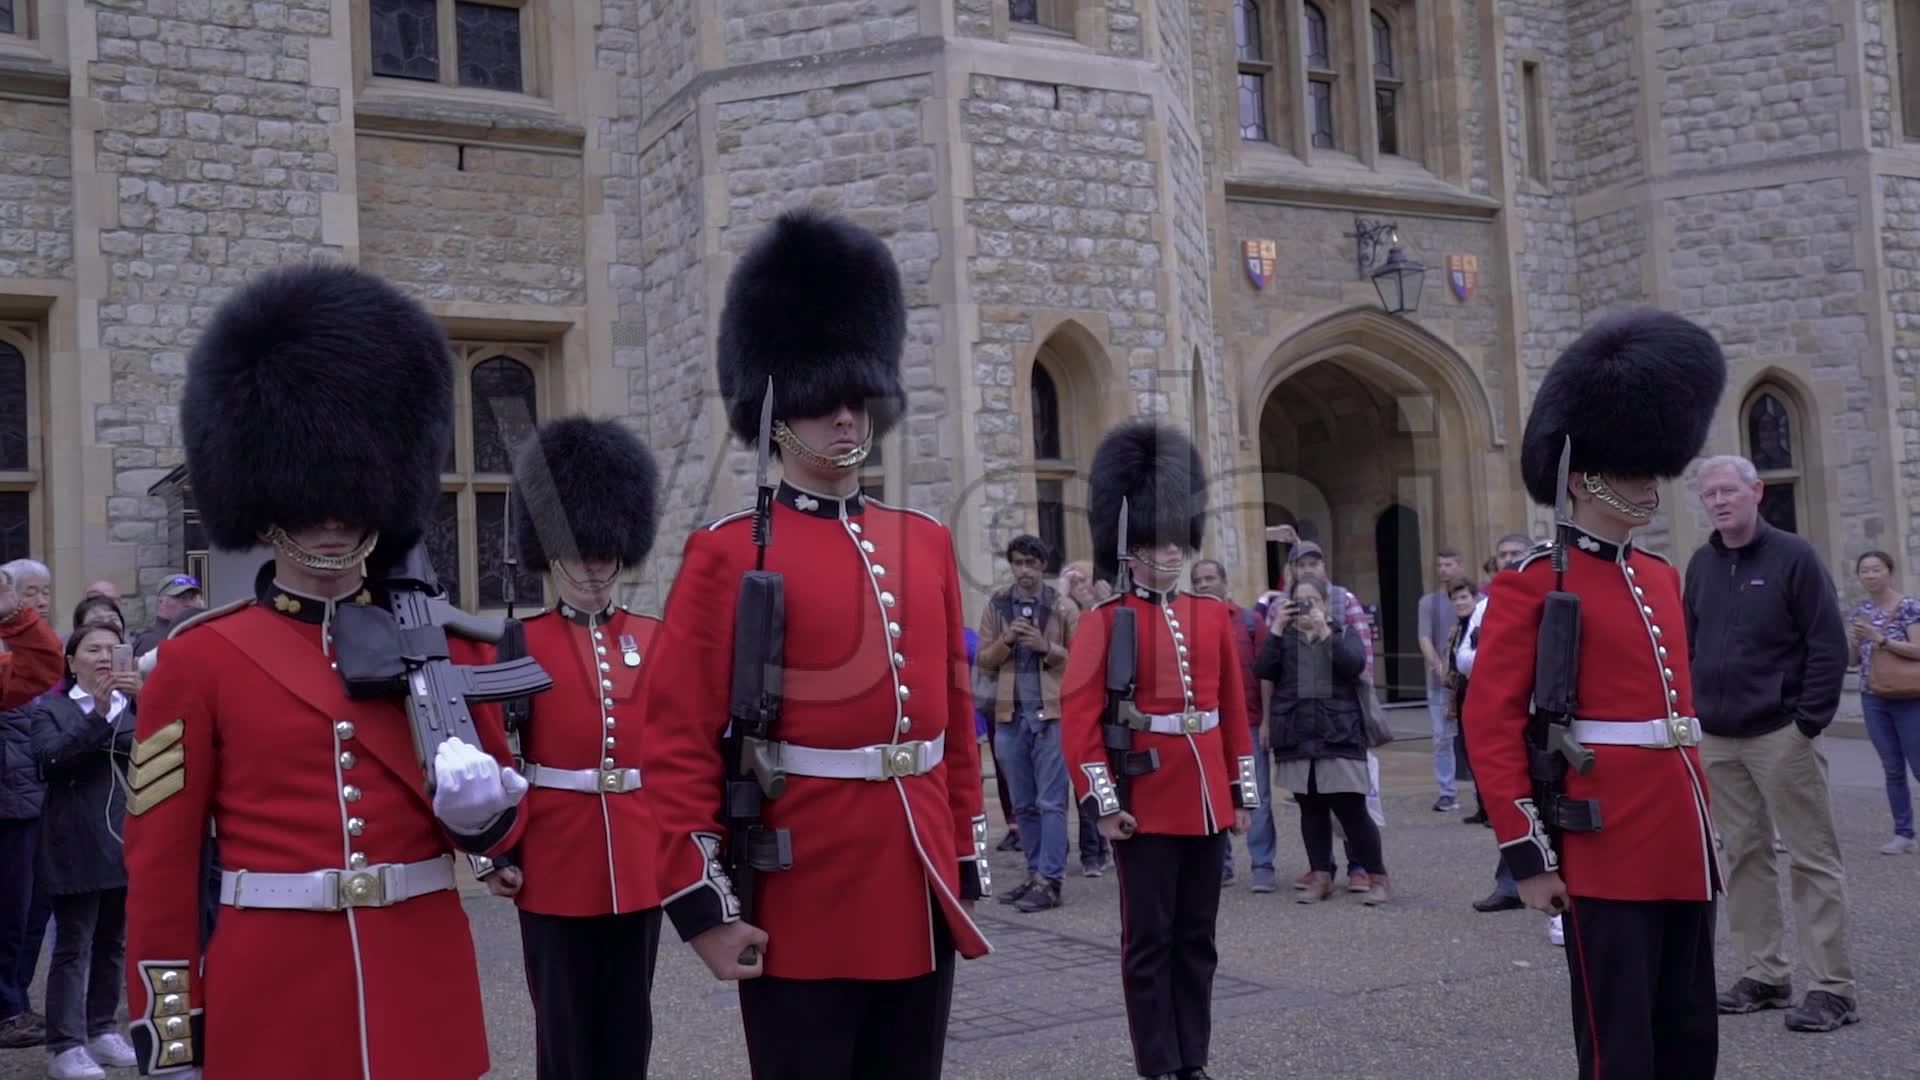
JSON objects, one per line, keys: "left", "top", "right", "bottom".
{"left": 165, "top": 1041, "right": 187, "bottom": 1060}
{"left": 599, "top": 661, "right": 611, "bottom": 672}
{"left": 602, "top": 679, "right": 613, "bottom": 690}
{"left": 1641, "top": 605, "right": 1654, "bottom": 617}
{"left": 335, "top": 721, "right": 355, "bottom": 741}
{"left": 338, "top": 751, "right": 356, "bottom": 770}
{"left": 605, "top": 736, "right": 616, "bottom": 749}
{"left": 893, "top": 652, "right": 906, "bottom": 668}
{"left": 861, "top": 541, "right": 876, "bottom": 553}
{"left": 347, "top": 816, "right": 365, "bottom": 837}
{"left": 601, "top": 756, "right": 615, "bottom": 770}
{"left": 888, "top": 621, "right": 902, "bottom": 638}
{"left": 160, "top": 971, "right": 181, "bottom": 991}
{"left": 871, "top": 564, "right": 887, "bottom": 577}
{"left": 898, "top": 685, "right": 911, "bottom": 701}
{"left": 593, "top": 631, "right": 604, "bottom": 641}
{"left": 1663, "top": 668, "right": 1674, "bottom": 681}
{"left": 161, "top": 993, "right": 181, "bottom": 1012}
{"left": 898, "top": 716, "right": 911, "bottom": 733}
{"left": 605, "top": 717, "right": 617, "bottom": 729}
{"left": 348, "top": 852, "right": 368, "bottom": 870}
{"left": 603, "top": 697, "right": 615, "bottom": 708}
{"left": 342, "top": 785, "right": 362, "bottom": 803}
{"left": 1651, "top": 625, "right": 1664, "bottom": 638}
{"left": 881, "top": 591, "right": 896, "bottom": 608}
{"left": 596, "top": 645, "right": 607, "bottom": 655}
{"left": 849, "top": 523, "right": 862, "bottom": 534}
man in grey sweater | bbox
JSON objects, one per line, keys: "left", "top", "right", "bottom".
{"left": 1683, "top": 453, "right": 1854, "bottom": 1033}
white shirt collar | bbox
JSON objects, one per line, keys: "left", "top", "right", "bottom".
{"left": 69, "top": 682, "right": 129, "bottom": 724}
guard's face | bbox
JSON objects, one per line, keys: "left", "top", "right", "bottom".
{"left": 785, "top": 403, "right": 869, "bottom": 465}
{"left": 1697, "top": 466, "right": 1761, "bottom": 534}
{"left": 555, "top": 556, "right": 620, "bottom": 589}
{"left": 287, "top": 520, "right": 370, "bottom": 560}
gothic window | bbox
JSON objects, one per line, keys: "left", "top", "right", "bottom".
{"left": 1304, "top": 3, "right": 1336, "bottom": 149}
{"left": 1030, "top": 351, "right": 1081, "bottom": 575}
{"left": 1371, "top": 11, "right": 1401, "bottom": 154}
{"left": 0, "top": 328, "right": 37, "bottom": 564}
{"left": 0, "top": 0, "right": 17, "bottom": 36}
{"left": 1031, "top": 365, "right": 1062, "bottom": 461}
{"left": 1371, "top": 11, "right": 1394, "bottom": 76}
{"left": 368, "top": 0, "right": 529, "bottom": 94}
{"left": 1742, "top": 386, "right": 1804, "bottom": 536}
{"left": 437, "top": 341, "right": 548, "bottom": 610}
{"left": 1522, "top": 59, "right": 1549, "bottom": 183}
{"left": 1309, "top": 80, "right": 1336, "bottom": 149}
{"left": 1010, "top": 0, "right": 1075, "bottom": 34}
{"left": 1304, "top": 2, "right": 1331, "bottom": 67}
{"left": 1899, "top": 0, "right": 1920, "bottom": 138}
{"left": 1236, "top": 0, "right": 1273, "bottom": 142}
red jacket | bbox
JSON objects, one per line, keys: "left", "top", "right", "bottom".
{"left": 123, "top": 579, "right": 526, "bottom": 1080}
{"left": 644, "top": 485, "right": 991, "bottom": 980}
{"left": 0, "top": 607, "right": 62, "bottom": 710}
{"left": 512, "top": 604, "right": 662, "bottom": 916}
{"left": 1462, "top": 529, "right": 1721, "bottom": 902}
{"left": 1061, "top": 586, "right": 1256, "bottom": 834}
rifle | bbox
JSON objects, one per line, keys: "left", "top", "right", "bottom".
{"left": 497, "top": 484, "right": 532, "bottom": 755}
{"left": 1525, "top": 437, "right": 1601, "bottom": 871}
{"left": 723, "top": 381, "right": 794, "bottom": 963}
{"left": 330, "top": 542, "right": 554, "bottom": 795}
{"left": 1099, "top": 499, "right": 1158, "bottom": 828}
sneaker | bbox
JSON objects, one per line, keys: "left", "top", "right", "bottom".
{"left": 1081, "top": 857, "right": 1106, "bottom": 878}
{"left": 1345, "top": 870, "right": 1372, "bottom": 894}
{"left": 1361, "top": 873, "right": 1391, "bottom": 906}
{"left": 1249, "top": 867, "right": 1278, "bottom": 893}
{"left": 1433, "top": 796, "right": 1459, "bottom": 813}
{"left": 996, "top": 879, "right": 1035, "bottom": 905}
{"left": 46, "top": 1047, "right": 106, "bottom": 1080}
{"left": 1014, "top": 880, "right": 1062, "bottom": 913}
{"left": 84, "top": 1033, "right": 137, "bottom": 1068}
{"left": 1547, "top": 914, "right": 1564, "bottom": 947}
{"left": 1717, "top": 977, "right": 1792, "bottom": 1014}
{"left": 1295, "top": 870, "right": 1334, "bottom": 903}
{"left": 995, "top": 831, "right": 1022, "bottom": 853}
{"left": 1879, "top": 835, "right": 1918, "bottom": 855}
{"left": 1292, "top": 869, "right": 1317, "bottom": 891}
{"left": 0, "top": 1013, "right": 45, "bottom": 1048}
{"left": 1784, "top": 990, "right": 1860, "bottom": 1032}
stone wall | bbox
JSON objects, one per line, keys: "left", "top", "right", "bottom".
{"left": 1665, "top": 180, "right": 1877, "bottom": 560}
{"left": 956, "top": 0, "right": 995, "bottom": 38}
{"left": 1883, "top": 176, "right": 1920, "bottom": 574}
{"left": 1565, "top": 0, "right": 1639, "bottom": 194}
{"left": 1107, "top": 0, "right": 1144, "bottom": 56}
{"left": 720, "top": 0, "right": 922, "bottom": 65}
{"left": 1574, "top": 206, "right": 1644, "bottom": 319}
{"left": 1656, "top": 0, "right": 1847, "bottom": 170}
{"left": 86, "top": 0, "right": 347, "bottom": 609}
{"left": 1460, "top": 0, "right": 1491, "bottom": 196}
{"left": 0, "top": 102, "right": 73, "bottom": 282}
{"left": 637, "top": 0, "right": 700, "bottom": 112}
{"left": 961, "top": 75, "right": 1162, "bottom": 552}
{"left": 356, "top": 137, "right": 586, "bottom": 306}
{"left": 1864, "top": 0, "right": 1896, "bottom": 148}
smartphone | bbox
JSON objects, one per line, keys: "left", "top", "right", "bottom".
{"left": 111, "top": 644, "right": 133, "bottom": 673}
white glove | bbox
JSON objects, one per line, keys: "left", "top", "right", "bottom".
{"left": 431, "top": 737, "right": 529, "bottom": 835}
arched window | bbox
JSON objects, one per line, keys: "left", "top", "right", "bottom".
{"left": 436, "top": 341, "right": 549, "bottom": 611}
{"left": 1304, "top": 3, "right": 1336, "bottom": 149}
{"left": 1371, "top": 10, "right": 1400, "bottom": 154}
{"left": 1236, "top": 0, "right": 1272, "bottom": 141}
{"left": 0, "top": 330, "right": 33, "bottom": 563}
{"left": 1031, "top": 362, "right": 1067, "bottom": 571}
{"left": 1742, "top": 385, "right": 1803, "bottom": 534}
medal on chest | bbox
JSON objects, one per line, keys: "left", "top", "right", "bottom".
{"left": 619, "top": 633, "right": 641, "bottom": 667}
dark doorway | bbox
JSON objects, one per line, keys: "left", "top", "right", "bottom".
{"left": 1374, "top": 504, "right": 1424, "bottom": 702}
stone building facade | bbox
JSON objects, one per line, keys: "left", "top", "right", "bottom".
{"left": 0, "top": 0, "right": 1912, "bottom": 698}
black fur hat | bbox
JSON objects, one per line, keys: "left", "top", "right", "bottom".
{"left": 181, "top": 262, "right": 452, "bottom": 563}
{"left": 512, "top": 416, "right": 660, "bottom": 573}
{"left": 1088, "top": 421, "right": 1208, "bottom": 581}
{"left": 1520, "top": 307, "right": 1727, "bottom": 506}
{"left": 716, "top": 209, "right": 907, "bottom": 446}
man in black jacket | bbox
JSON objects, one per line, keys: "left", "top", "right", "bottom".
{"left": 1683, "top": 453, "right": 1855, "bottom": 1033}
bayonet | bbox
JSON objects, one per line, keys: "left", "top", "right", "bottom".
{"left": 1115, "top": 497, "right": 1132, "bottom": 595}
{"left": 753, "top": 378, "right": 775, "bottom": 566}
{"left": 1552, "top": 436, "right": 1572, "bottom": 580}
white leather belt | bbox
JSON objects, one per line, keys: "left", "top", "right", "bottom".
{"left": 1569, "top": 716, "right": 1701, "bottom": 749}
{"left": 1142, "top": 708, "right": 1220, "bottom": 736}
{"left": 220, "top": 855, "right": 456, "bottom": 911}
{"left": 525, "top": 763, "right": 644, "bottom": 794}
{"left": 777, "top": 736, "right": 945, "bottom": 781}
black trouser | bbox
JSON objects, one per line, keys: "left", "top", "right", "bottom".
{"left": 739, "top": 915, "right": 955, "bottom": 1080}
{"left": 1562, "top": 897, "right": 1717, "bottom": 1080}
{"left": 518, "top": 907, "right": 663, "bottom": 1080}
{"left": 1297, "top": 791, "right": 1386, "bottom": 876}
{"left": 45, "top": 888, "right": 125, "bottom": 1054}
{"left": 1456, "top": 712, "right": 1485, "bottom": 815}
{"left": 0, "top": 818, "right": 51, "bottom": 1021}
{"left": 1113, "top": 831, "right": 1227, "bottom": 1077}
{"left": 1079, "top": 800, "right": 1109, "bottom": 867}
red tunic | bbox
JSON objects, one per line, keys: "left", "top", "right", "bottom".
{"left": 1060, "top": 587, "right": 1256, "bottom": 834}
{"left": 0, "top": 606, "right": 63, "bottom": 710}
{"left": 123, "top": 580, "right": 526, "bottom": 1080}
{"left": 1463, "top": 530, "right": 1721, "bottom": 901}
{"left": 644, "top": 485, "right": 991, "bottom": 980}
{"left": 513, "top": 604, "right": 662, "bottom": 916}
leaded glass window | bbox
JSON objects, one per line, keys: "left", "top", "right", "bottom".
{"left": 1036, "top": 478, "right": 1066, "bottom": 575}
{"left": 1032, "top": 365, "right": 1063, "bottom": 461}
{"left": 1236, "top": 0, "right": 1263, "bottom": 60}
{"left": 1304, "top": 3, "right": 1331, "bottom": 68}
{"left": 470, "top": 355, "right": 536, "bottom": 474}
{"left": 0, "top": 342, "right": 26, "bottom": 472}
{"left": 1239, "top": 74, "right": 1269, "bottom": 141}
{"left": 427, "top": 492, "right": 462, "bottom": 600}
{"left": 1376, "top": 87, "right": 1398, "bottom": 154}
{"left": 1371, "top": 11, "right": 1394, "bottom": 76}
{"left": 1010, "top": 0, "right": 1038, "bottom": 23}
{"left": 1309, "top": 80, "right": 1335, "bottom": 148}
{"left": 370, "top": 0, "right": 440, "bottom": 82}
{"left": 455, "top": 1, "right": 523, "bottom": 93}
{"left": 476, "top": 491, "right": 541, "bottom": 606}
{"left": 0, "top": 1, "right": 17, "bottom": 35}
{"left": 0, "top": 493, "right": 26, "bottom": 564}
{"left": 1759, "top": 483, "right": 1798, "bottom": 534}
{"left": 1746, "top": 393, "right": 1793, "bottom": 472}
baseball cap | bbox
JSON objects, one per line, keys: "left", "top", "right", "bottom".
{"left": 159, "top": 574, "right": 202, "bottom": 598}
{"left": 1287, "top": 540, "right": 1325, "bottom": 564}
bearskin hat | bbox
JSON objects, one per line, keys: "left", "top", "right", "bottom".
{"left": 512, "top": 416, "right": 660, "bottom": 573}
{"left": 1088, "top": 421, "right": 1208, "bottom": 581}
{"left": 716, "top": 209, "right": 907, "bottom": 446}
{"left": 181, "top": 262, "right": 452, "bottom": 565}
{"left": 1520, "top": 308, "right": 1727, "bottom": 507}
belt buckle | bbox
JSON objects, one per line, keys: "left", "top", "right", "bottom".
{"left": 333, "top": 868, "right": 387, "bottom": 909}
{"left": 597, "top": 768, "right": 624, "bottom": 792}
{"left": 1665, "top": 715, "right": 1698, "bottom": 748}
{"left": 880, "top": 742, "right": 920, "bottom": 779}
{"left": 1182, "top": 711, "right": 1202, "bottom": 734}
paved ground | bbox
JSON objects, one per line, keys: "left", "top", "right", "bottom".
{"left": 5, "top": 723, "right": 1916, "bottom": 1079}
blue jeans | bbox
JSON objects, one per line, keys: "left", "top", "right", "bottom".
{"left": 1077, "top": 800, "right": 1108, "bottom": 868}
{"left": 1492, "top": 857, "right": 1517, "bottom": 899}
{"left": 1428, "top": 686, "right": 1456, "bottom": 799}
{"left": 1862, "top": 691, "right": 1920, "bottom": 838}
{"left": 994, "top": 708, "right": 1068, "bottom": 883}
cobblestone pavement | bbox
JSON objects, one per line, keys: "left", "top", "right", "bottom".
{"left": 4, "top": 732, "right": 1915, "bottom": 1079}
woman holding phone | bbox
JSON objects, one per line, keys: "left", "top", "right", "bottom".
{"left": 29, "top": 625, "right": 140, "bottom": 1080}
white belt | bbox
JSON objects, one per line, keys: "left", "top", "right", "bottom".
{"left": 219, "top": 855, "right": 456, "bottom": 911}
{"left": 525, "top": 763, "right": 644, "bottom": 794}
{"left": 1569, "top": 716, "right": 1701, "bottom": 749}
{"left": 1142, "top": 708, "right": 1220, "bottom": 736}
{"left": 777, "top": 736, "right": 945, "bottom": 781}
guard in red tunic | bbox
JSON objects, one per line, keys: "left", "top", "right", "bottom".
{"left": 1060, "top": 421, "right": 1254, "bottom": 1080}
{"left": 487, "top": 415, "right": 665, "bottom": 1079}
{"left": 121, "top": 265, "right": 531, "bottom": 1079}
{"left": 643, "top": 209, "right": 991, "bottom": 1080}
{"left": 1464, "top": 308, "right": 1727, "bottom": 1080}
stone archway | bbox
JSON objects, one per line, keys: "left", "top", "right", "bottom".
{"left": 1249, "top": 308, "right": 1490, "bottom": 701}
